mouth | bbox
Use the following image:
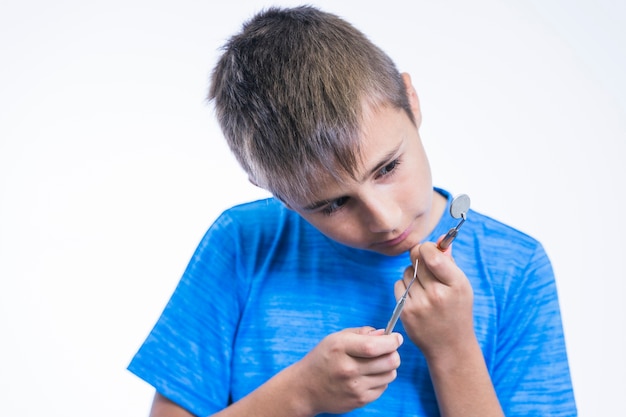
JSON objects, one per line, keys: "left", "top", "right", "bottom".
{"left": 373, "top": 225, "right": 412, "bottom": 249}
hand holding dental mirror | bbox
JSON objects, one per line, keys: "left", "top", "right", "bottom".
{"left": 384, "top": 193, "right": 471, "bottom": 334}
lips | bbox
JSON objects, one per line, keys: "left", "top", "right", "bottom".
{"left": 375, "top": 225, "right": 412, "bottom": 248}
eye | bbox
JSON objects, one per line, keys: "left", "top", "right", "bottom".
{"left": 321, "top": 196, "right": 349, "bottom": 216}
{"left": 376, "top": 158, "right": 401, "bottom": 178}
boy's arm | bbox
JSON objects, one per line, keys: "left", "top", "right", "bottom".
{"left": 149, "top": 328, "right": 403, "bottom": 417}
{"left": 398, "top": 242, "right": 504, "bottom": 417}
{"left": 150, "top": 393, "right": 194, "bottom": 417}
{"left": 425, "top": 338, "right": 503, "bottom": 417}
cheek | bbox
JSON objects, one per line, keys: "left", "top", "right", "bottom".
{"left": 403, "top": 155, "right": 433, "bottom": 201}
{"left": 391, "top": 172, "right": 433, "bottom": 227}
{"left": 307, "top": 216, "right": 366, "bottom": 247}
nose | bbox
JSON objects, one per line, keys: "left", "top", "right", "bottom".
{"left": 360, "top": 192, "right": 401, "bottom": 234}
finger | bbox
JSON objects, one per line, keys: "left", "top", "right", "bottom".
{"left": 435, "top": 233, "right": 454, "bottom": 253}
{"left": 365, "top": 370, "right": 398, "bottom": 389}
{"left": 411, "top": 259, "right": 425, "bottom": 290}
{"left": 405, "top": 243, "right": 448, "bottom": 289}
{"left": 344, "top": 373, "right": 396, "bottom": 407}
{"left": 344, "top": 332, "right": 403, "bottom": 359}
{"left": 418, "top": 242, "right": 463, "bottom": 286}
{"left": 397, "top": 257, "right": 421, "bottom": 289}
{"left": 393, "top": 269, "right": 422, "bottom": 306}
{"left": 393, "top": 271, "right": 419, "bottom": 302}
{"left": 353, "top": 326, "right": 377, "bottom": 335}
{"left": 393, "top": 278, "right": 408, "bottom": 300}
{"left": 354, "top": 350, "right": 401, "bottom": 376}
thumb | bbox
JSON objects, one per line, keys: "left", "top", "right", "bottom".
{"left": 436, "top": 234, "right": 455, "bottom": 256}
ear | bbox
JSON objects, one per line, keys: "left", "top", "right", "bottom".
{"left": 401, "top": 72, "right": 422, "bottom": 128}
{"left": 248, "top": 175, "right": 260, "bottom": 187}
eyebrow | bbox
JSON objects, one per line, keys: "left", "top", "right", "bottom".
{"left": 302, "top": 144, "right": 402, "bottom": 211}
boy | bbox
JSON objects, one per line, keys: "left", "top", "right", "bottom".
{"left": 128, "top": 6, "right": 576, "bottom": 416}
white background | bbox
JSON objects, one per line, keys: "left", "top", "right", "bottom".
{"left": 1, "top": 1, "right": 624, "bottom": 416}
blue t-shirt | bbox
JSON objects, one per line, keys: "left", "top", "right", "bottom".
{"left": 128, "top": 189, "right": 576, "bottom": 416}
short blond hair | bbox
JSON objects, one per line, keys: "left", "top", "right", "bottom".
{"left": 209, "top": 5, "right": 413, "bottom": 204}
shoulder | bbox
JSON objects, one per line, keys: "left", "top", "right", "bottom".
{"left": 457, "top": 209, "right": 553, "bottom": 286}
{"left": 459, "top": 210, "right": 555, "bottom": 299}
{"left": 209, "top": 198, "right": 297, "bottom": 236}
{"left": 216, "top": 197, "right": 288, "bottom": 223}
{"left": 202, "top": 197, "right": 318, "bottom": 259}
{"left": 466, "top": 209, "right": 546, "bottom": 259}
{"left": 435, "top": 188, "right": 543, "bottom": 257}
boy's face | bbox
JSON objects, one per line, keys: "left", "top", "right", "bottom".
{"left": 290, "top": 75, "right": 442, "bottom": 256}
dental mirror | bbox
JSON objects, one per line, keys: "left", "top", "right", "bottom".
{"left": 449, "top": 193, "right": 470, "bottom": 219}
{"left": 437, "top": 193, "right": 471, "bottom": 251}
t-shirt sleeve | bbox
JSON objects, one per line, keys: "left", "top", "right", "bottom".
{"left": 127, "top": 212, "right": 245, "bottom": 416}
{"left": 492, "top": 242, "right": 577, "bottom": 416}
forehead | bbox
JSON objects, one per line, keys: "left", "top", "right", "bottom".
{"left": 287, "top": 104, "right": 411, "bottom": 207}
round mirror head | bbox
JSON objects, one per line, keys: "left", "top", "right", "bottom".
{"left": 450, "top": 194, "right": 471, "bottom": 219}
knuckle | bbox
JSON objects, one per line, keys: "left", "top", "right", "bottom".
{"left": 390, "top": 352, "right": 401, "bottom": 369}
{"left": 360, "top": 340, "right": 378, "bottom": 357}
{"left": 352, "top": 391, "right": 373, "bottom": 408}
{"left": 335, "top": 362, "right": 358, "bottom": 380}
{"left": 432, "top": 285, "right": 447, "bottom": 302}
{"left": 388, "top": 369, "right": 398, "bottom": 383}
{"left": 428, "top": 288, "right": 449, "bottom": 309}
{"left": 428, "top": 251, "right": 446, "bottom": 269}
